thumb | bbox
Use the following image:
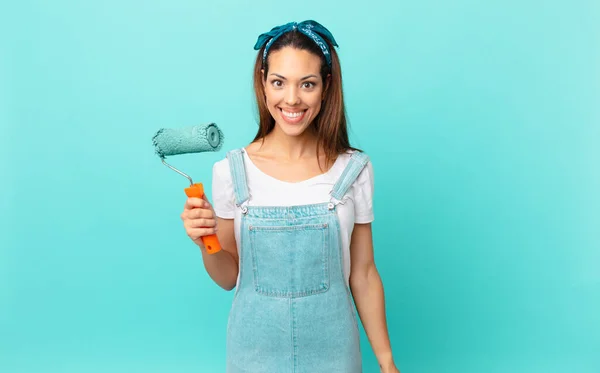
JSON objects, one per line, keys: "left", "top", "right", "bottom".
{"left": 201, "top": 194, "right": 215, "bottom": 210}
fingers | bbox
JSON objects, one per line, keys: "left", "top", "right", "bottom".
{"left": 185, "top": 207, "right": 213, "bottom": 219}
{"left": 184, "top": 197, "right": 202, "bottom": 210}
{"left": 186, "top": 227, "right": 218, "bottom": 241}
{"left": 184, "top": 197, "right": 211, "bottom": 210}
{"left": 181, "top": 197, "right": 218, "bottom": 243}
{"left": 185, "top": 218, "right": 217, "bottom": 229}
{"left": 181, "top": 207, "right": 214, "bottom": 221}
{"left": 182, "top": 198, "right": 214, "bottom": 218}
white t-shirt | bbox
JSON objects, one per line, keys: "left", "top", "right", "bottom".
{"left": 211, "top": 148, "right": 374, "bottom": 287}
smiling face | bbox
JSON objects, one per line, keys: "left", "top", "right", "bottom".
{"left": 263, "top": 47, "right": 326, "bottom": 137}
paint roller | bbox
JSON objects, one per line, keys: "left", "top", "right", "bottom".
{"left": 152, "top": 123, "right": 224, "bottom": 254}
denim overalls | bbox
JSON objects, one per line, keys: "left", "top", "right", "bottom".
{"left": 224, "top": 148, "right": 370, "bottom": 373}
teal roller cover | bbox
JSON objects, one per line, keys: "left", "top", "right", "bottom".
{"left": 152, "top": 123, "right": 224, "bottom": 158}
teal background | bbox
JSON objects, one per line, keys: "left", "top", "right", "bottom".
{"left": 2, "top": 0, "right": 599, "bottom": 372}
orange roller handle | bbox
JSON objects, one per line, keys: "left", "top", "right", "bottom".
{"left": 184, "top": 182, "right": 222, "bottom": 254}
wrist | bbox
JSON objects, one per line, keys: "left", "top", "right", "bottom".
{"left": 379, "top": 358, "right": 399, "bottom": 373}
{"left": 377, "top": 351, "right": 394, "bottom": 366}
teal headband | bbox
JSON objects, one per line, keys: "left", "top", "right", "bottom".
{"left": 253, "top": 20, "right": 339, "bottom": 66}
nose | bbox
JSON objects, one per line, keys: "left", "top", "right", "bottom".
{"left": 285, "top": 86, "right": 300, "bottom": 105}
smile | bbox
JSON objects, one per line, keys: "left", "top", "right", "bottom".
{"left": 279, "top": 108, "right": 307, "bottom": 123}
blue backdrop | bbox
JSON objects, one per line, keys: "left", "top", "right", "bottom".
{"left": 2, "top": 1, "right": 599, "bottom": 372}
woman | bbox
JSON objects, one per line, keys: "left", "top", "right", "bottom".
{"left": 181, "top": 20, "right": 400, "bottom": 373}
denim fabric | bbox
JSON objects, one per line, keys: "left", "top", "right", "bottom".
{"left": 225, "top": 149, "right": 369, "bottom": 373}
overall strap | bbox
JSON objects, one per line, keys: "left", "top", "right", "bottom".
{"left": 330, "top": 151, "right": 370, "bottom": 201}
{"left": 226, "top": 148, "right": 251, "bottom": 207}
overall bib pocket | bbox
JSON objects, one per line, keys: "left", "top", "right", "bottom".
{"left": 248, "top": 223, "right": 330, "bottom": 298}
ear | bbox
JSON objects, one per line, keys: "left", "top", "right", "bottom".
{"left": 323, "top": 74, "right": 332, "bottom": 99}
{"left": 261, "top": 69, "right": 268, "bottom": 104}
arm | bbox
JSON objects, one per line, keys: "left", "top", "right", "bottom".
{"left": 198, "top": 216, "right": 239, "bottom": 291}
{"left": 192, "top": 160, "right": 239, "bottom": 290}
{"left": 181, "top": 197, "right": 239, "bottom": 291}
{"left": 349, "top": 222, "right": 400, "bottom": 373}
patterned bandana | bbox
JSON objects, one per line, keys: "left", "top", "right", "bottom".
{"left": 253, "top": 20, "right": 339, "bottom": 66}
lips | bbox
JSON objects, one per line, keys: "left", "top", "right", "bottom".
{"left": 279, "top": 108, "right": 307, "bottom": 124}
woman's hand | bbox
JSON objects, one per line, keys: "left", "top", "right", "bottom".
{"left": 180, "top": 197, "right": 217, "bottom": 249}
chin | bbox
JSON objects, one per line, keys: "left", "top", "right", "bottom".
{"left": 279, "top": 123, "right": 310, "bottom": 137}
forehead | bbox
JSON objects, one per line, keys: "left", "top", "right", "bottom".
{"left": 267, "top": 47, "right": 321, "bottom": 77}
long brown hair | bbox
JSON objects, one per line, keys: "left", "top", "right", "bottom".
{"left": 252, "top": 30, "right": 359, "bottom": 168}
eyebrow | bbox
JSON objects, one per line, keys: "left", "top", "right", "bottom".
{"left": 269, "top": 73, "right": 318, "bottom": 80}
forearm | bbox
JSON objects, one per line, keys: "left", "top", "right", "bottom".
{"left": 350, "top": 264, "right": 395, "bottom": 368}
{"left": 199, "top": 247, "right": 238, "bottom": 290}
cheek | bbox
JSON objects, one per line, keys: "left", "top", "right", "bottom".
{"left": 264, "top": 87, "right": 281, "bottom": 106}
{"left": 309, "top": 86, "right": 324, "bottom": 106}
{"left": 307, "top": 94, "right": 323, "bottom": 111}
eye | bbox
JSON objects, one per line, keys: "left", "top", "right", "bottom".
{"left": 271, "top": 80, "right": 283, "bottom": 88}
{"left": 302, "top": 81, "right": 316, "bottom": 89}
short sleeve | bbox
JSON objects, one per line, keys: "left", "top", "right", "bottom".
{"left": 211, "top": 159, "right": 235, "bottom": 219}
{"left": 353, "top": 160, "right": 374, "bottom": 224}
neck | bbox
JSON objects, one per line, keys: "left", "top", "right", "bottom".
{"left": 263, "top": 125, "right": 319, "bottom": 160}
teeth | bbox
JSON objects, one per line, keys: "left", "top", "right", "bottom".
{"left": 282, "top": 109, "right": 305, "bottom": 118}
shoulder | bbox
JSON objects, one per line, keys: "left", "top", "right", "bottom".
{"left": 213, "top": 147, "right": 246, "bottom": 173}
{"left": 349, "top": 149, "right": 371, "bottom": 164}
{"left": 212, "top": 155, "right": 231, "bottom": 181}
{"left": 336, "top": 149, "right": 373, "bottom": 185}
{"left": 340, "top": 150, "right": 374, "bottom": 222}
{"left": 212, "top": 147, "right": 244, "bottom": 185}
{"left": 337, "top": 149, "right": 371, "bottom": 163}
{"left": 211, "top": 152, "right": 237, "bottom": 217}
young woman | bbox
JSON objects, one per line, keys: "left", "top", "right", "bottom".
{"left": 181, "top": 20, "right": 400, "bottom": 373}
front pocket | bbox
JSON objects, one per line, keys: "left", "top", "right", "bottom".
{"left": 248, "top": 223, "right": 330, "bottom": 298}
